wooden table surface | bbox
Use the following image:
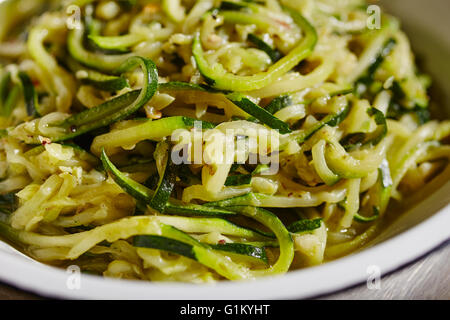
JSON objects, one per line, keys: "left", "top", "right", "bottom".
{"left": 322, "top": 241, "right": 450, "bottom": 300}
{"left": 0, "top": 241, "right": 448, "bottom": 300}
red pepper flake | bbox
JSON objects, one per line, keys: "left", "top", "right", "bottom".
{"left": 40, "top": 137, "right": 52, "bottom": 145}
{"left": 218, "top": 240, "right": 226, "bottom": 245}
{"left": 32, "top": 79, "right": 40, "bottom": 87}
{"left": 274, "top": 19, "right": 291, "bottom": 29}
{"left": 288, "top": 192, "right": 293, "bottom": 197}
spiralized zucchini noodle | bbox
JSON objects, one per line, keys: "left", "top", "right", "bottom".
{"left": 0, "top": 0, "right": 449, "bottom": 283}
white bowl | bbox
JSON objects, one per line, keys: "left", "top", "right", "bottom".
{"left": 0, "top": 0, "right": 449, "bottom": 299}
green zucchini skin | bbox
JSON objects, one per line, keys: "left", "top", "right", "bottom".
{"left": 81, "top": 75, "right": 129, "bottom": 92}
{"left": 355, "top": 38, "right": 396, "bottom": 96}
{"left": 101, "top": 148, "right": 158, "bottom": 202}
{"left": 160, "top": 82, "right": 292, "bottom": 133}
{"left": 67, "top": 23, "right": 133, "bottom": 73}
{"left": 135, "top": 234, "right": 269, "bottom": 265}
{"left": 23, "top": 56, "right": 158, "bottom": 144}
{"left": 134, "top": 234, "right": 198, "bottom": 260}
{"left": 224, "top": 164, "right": 275, "bottom": 187}
{"left": 163, "top": 203, "right": 237, "bottom": 217}
{"left": 0, "top": 193, "right": 17, "bottom": 215}
{"left": 209, "top": 193, "right": 323, "bottom": 236}
{"left": 219, "top": 1, "right": 250, "bottom": 11}
{"left": 324, "top": 140, "right": 388, "bottom": 179}
{"left": 287, "top": 218, "right": 322, "bottom": 234}
{"left": 340, "top": 107, "right": 387, "bottom": 151}
{"left": 0, "top": 220, "right": 22, "bottom": 249}
{"left": 351, "top": 159, "right": 392, "bottom": 223}
{"left": 298, "top": 87, "right": 354, "bottom": 106}
{"left": 2, "top": 86, "right": 20, "bottom": 118}
{"left": 388, "top": 101, "right": 430, "bottom": 126}
{"left": 78, "top": 71, "right": 129, "bottom": 92}
{"left": 178, "top": 116, "right": 216, "bottom": 129}
{"left": 0, "top": 72, "right": 11, "bottom": 105}
{"left": 119, "top": 160, "right": 156, "bottom": 174}
{"left": 149, "top": 144, "right": 177, "bottom": 213}
{"left": 354, "top": 207, "right": 380, "bottom": 223}
{"left": 265, "top": 95, "right": 293, "bottom": 115}
{"left": 64, "top": 57, "right": 157, "bottom": 125}
{"left": 67, "top": 57, "right": 129, "bottom": 92}
{"left": 0, "top": 72, "right": 20, "bottom": 118}
{"left": 101, "top": 151, "right": 276, "bottom": 240}
{"left": 387, "top": 81, "right": 430, "bottom": 124}
{"left": 91, "top": 115, "right": 216, "bottom": 155}
{"left": 295, "top": 104, "right": 350, "bottom": 144}
{"left": 205, "top": 192, "right": 267, "bottom": 208}
{"left": 59, "top": 90, "right": 142, "bottom": 141}
{"left": 311, "top": 139, "right": 341, "bottom": 186}
{"left": 159, "top": 82, "right": 292, "bottom": 133}
{"left": 133, "top": 224, "right": 252, "bottom": 280}
{"left": 356, "top": 36, "right": 429, "bottom": 110}
{"left": 159, "top": 81, "right": 207, "bottom": 93}
{"left": 18, "top": 72, "right": 39, "bottom": 117}
{"left": 158, "top": 81, "right": 227, "bottom": 96}
{"left": 159, "top": 81, "right": 201, "bottom": 91}
{"left": 373, "top": 159, "right": 392, "bottom": 214}
{"left": 367, "top": 38, "right": 396, "bottom": 77}
{"left": 192, "top": 5, "right": 317, "bottom": 92}
{"left": 88, "top": 34, "right": 144, "bottom": 52}
{"left": 247, "top": 33, "right": 282, "bottom": 63}
{"left": 223, "top": 206, "right": 294, "bottom": 275}
{"left": 224, "top": 174, "right": 252, "bottom": 187}
{"left": 177, "top": 165, "right": 202, "bottom": 186}
{"left": 210, "top": 242, "right": 268, "bottom": 265}
{"left": 227, "top": 93, "right": 292, "bottom": 134}
{"left": 100, "top": 149, "right": 238, "bottom": 217}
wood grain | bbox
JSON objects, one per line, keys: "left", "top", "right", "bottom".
{"left": 320, "top": 242, "right": 450, "bottom": 300}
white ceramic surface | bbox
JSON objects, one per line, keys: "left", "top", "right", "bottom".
{"left": 0, "top": 0, "right": 449, "bottom": 300}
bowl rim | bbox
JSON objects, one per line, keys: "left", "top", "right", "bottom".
{"left": 0, "top": 200, "right": 448, "bottom": 300}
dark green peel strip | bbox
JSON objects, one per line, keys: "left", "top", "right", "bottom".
{"left": 18, "top": 72, "right": 39, "bottom": 116}
{"left": 248, "top": 33, "right": 282, "bottom": 63}
{"left": 227, "top": 93, "right": 292, "bottom": 134}
{"left": 287, "top": 218, "right": 322, "bottom": 234}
